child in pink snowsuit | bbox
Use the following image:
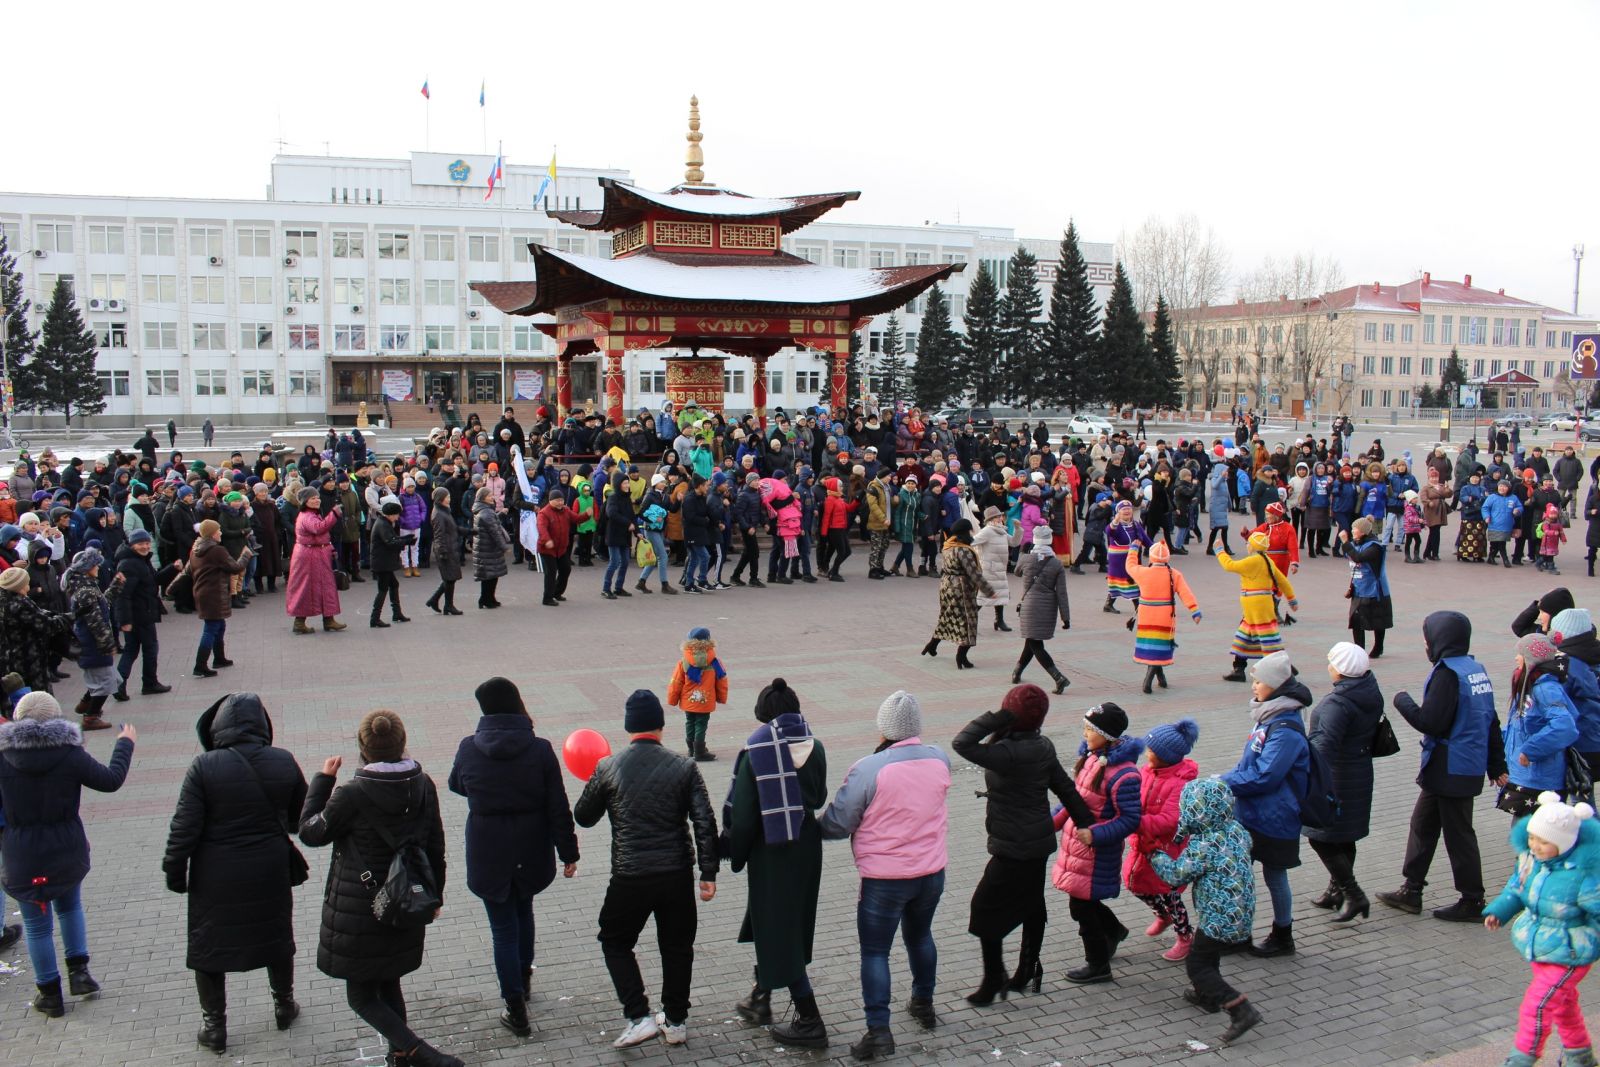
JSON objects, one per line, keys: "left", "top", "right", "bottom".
{"left": 1124, "top": 718, "right": 1201, "bottom": 961}
{"left": 1538, "top": 503, "right": 1567, "bottom": 575}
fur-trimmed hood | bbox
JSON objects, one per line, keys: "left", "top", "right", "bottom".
{"left": 679, "top": 637, "right": 725, "bottom": 684}
{"left": 0, "top": 716, "right": 83, "bottom": 758}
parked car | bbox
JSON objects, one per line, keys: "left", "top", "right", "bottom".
{"left": 1495, "top": 413, "right": 1536, "bottom": 428}
{"left": 1580, "top": 422, "right": 1600, "bottom": 443}
{"left": 930, "top": 408, "right": 968, "bottom": 425}
{"left": 1543, "top": 414, "right": 1579, "bottom": 431}
{"left": 1067, "top": 413, "right": 1116, "bottom": 437}
{"left": 967, "top": 407, "right": 995, "bottom": 431}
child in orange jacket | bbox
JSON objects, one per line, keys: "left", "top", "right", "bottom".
{"left": 667, "top": 625, "right": 728, "bottom": 762}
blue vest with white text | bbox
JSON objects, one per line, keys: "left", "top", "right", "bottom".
{"left": 1421, "top": 654, "right": 1494, "bottom": 777}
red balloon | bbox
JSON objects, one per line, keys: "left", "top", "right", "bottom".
{"left": 562, "top": 728, "right": 612, "bottom": 781}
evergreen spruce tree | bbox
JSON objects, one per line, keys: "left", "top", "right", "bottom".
{"left": 1440, "top": 347, "right": 1469, "bottom": 407}
{"left": 1042, "top": 221, "right": 1101, "bottom": 411}
{"left": 999, "top": 247, "right": 1043, "bottom": 407}
{"left": 960, "top": 262, "right": 1004, "bottom": 406}
{"left": 1096, "top": 263, "right": 1150, "bottom": 411}
{"left": 1146, "top": 295, "right": 1183, "bottom": 409}
{"left": 846, "top": 329, "right": 865, "bottom": 410}
{"left": 910, "top": 285, "right": 959, "bottom": 409}
{"left": 18, "top": 278, "right": 104, "bottom": 426}
{"left": 877, "top": 313, "right": 909, "bottom": 406}
{"left": 1416, "top": 383, "right": 1437, "bottom": 409}
{"left": 0, "top": 232, "right": 37, "bottom": 383}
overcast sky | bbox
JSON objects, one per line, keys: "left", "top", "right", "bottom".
{"left": 7, "top": 0, "right": 1594, "bottom": 313}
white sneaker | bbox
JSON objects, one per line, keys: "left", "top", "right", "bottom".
{"left": 612, "top": 1015, "right": 660, "bottom": 1048}
{"left": 656, "top": 1012, "right": 688, "bottom": 1045}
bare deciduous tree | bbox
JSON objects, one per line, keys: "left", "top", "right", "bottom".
{"left": 1119, "top": 214, "right": 1230, "bottom": 411}
{"left": 1235, "top": 253, "right": 1348, "bottom": 417}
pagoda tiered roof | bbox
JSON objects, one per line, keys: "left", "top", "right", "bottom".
{"left": 550, "top": 178, "right": 859, "bottom": 234}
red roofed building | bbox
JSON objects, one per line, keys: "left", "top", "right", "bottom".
{"left": 472, "top": 97, "right": 961, "bottom": 427}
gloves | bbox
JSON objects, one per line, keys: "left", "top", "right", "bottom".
{"left": 164, "top": 864, "right": 188, "bottom": 895}
{"left": 1192, "top": 611, "right": 1204, "bottom": 623}
{"left": 1287, "top": 598, "right": 1299, "bottom": 612}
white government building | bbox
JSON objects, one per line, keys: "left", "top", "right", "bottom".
{"left": 0, "top": 151, "right": 1115, "bottom": 429}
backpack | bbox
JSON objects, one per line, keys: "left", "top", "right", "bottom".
{"left": 1268, "top": 718, "right": 1341, "bottom": 830}
{"left": 353, "top": 790, "right": 442, "bottom": 929}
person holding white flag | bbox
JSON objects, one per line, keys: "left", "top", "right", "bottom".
{"left": 509, "top": 446, "right": 542, "bottom": 575}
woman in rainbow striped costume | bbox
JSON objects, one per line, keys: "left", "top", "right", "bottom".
{"left": 1124, "top": 540, "right": 1202, "bottom": 694}
{"left": 1103, "top": 500, "right": 1153, "bottom": 616}
{"left": 1216, "top": 530, "right": 1297, "bottom": 683}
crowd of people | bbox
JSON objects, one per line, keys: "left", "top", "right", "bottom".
{"left": 3, "top": 403, "right": 1600, "bottom": 1065}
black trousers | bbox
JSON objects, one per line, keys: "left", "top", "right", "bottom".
{"left": 1309, "top": 838, "right": 1358, "bottom": 887}
{"left": 597, "top": 871, "right": 697, "bottom": 1024}
{"left": 733, "top": 530, "right": 761, "bottom": 581}
{"left": 1424, "top": 526, "right": 1442, "bottom": 560}
{"left": 194, "top": 959, "right": 293, "bottom": 1012}
{"left": 1399, "top": 789, "right": 1483, "bottom": 899}
{"left": 1016, "top": 638, "right": 1058, "bottom": 675}
{"left": 1350, "top": 626, "right": 1387, "bottom": 656}
{"left": 1186, "top": 931, "right": 1243, "bottom": 1007}
{"left": 479, "top": 576, "right": 500, "bottom": 606}
{"left": 540, "top": 553, "right": 571, "bottom": 601}
{"left": 370, "top": 570, "right": 401, "bottom": 619}
{"left": 826, "top": 530, "right": 851, "bottom": 575}
{"left": 346, "top": 977, "right": 419, "bottom": 1052}
{"left": 339, "top": 540, "right": 361, "bottom": 575}
{"left": 1068, "top": 896, "right": 1125, "bottom": 968}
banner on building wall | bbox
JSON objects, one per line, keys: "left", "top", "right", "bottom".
{"left": 1571, "top": 335, "right": 1599, "bottom": 380}
{"left": 512, "top": 369, "right": 544, "bottom": 400}
{"left": 381, "top": 370, "right": 415, "bottom": 402}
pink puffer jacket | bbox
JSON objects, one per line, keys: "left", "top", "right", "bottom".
{"left": 1122, "top": 757, "right": 1199, "bottom": 895}
{"left": 1051, "top": 736, "right": 1143, "bottom": 901}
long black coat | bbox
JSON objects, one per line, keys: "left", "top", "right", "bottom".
{"left": 1306, "top": 669, "right": 1384, "bottom": 843}
{"left": 251, "top": 501, "right": 286, "bottom": 580}
{"left": 299, "top": 763, "right": 447, "bottom": 981}
{"left": 952, "top": 710, "right": 1090, "bottom": 859}
{"left": 0, "top": 588, "right": 67, "bottom": 693}
{"left": 431, "top": 508, "right": 463, "bottom": 582}
{"left": 447, "top": 715, "right": 578, "bottom": 902}
{"left": 162, "top": 694, "right": 308, "bottom": 972}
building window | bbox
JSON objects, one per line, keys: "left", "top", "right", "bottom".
{"left": 240, "top": 322, "right": 273, "bottom": 350}
{"left": 869, "top": 249, "right": 896, "bottom": 268}
{"left": 1399, "top": 357, "right": 1412, "bottom": 375}
{"left": 330, "top": 277, "right": 365, "bottom": 305}
{"left": 289, "top": 369, "right": 323, "bottom": 396}
{"left": 1491, "top": 359, "right": 1502, "bottom": 376}
{"left": 638, "top": 370, "right": 667, "bottom": 394}
{"left": 512, "top": 324, "right": 543, "bottom": 352}
{"left": 1545, "top": 360, "right": 1556, "bottom": 378}
{"left": 379, "top": 278, "right": 411, "bottom": 305}
{"left": 1422, "top": 315, "right": 1435, "bottom": 344}
{"left": 423, "top": 233, "right": 456, "bottom": 261}
{"left": 1492, "top": 318, "right": 1505, "bottom": 346}
{"left": 191, "top": 323, "right": 226, "bottom": 350}
{"left": 903, "top": 295, "right": 924, "bottom": 316}
{"left": 1380, "top": 356, "right": 1394, "bottom": 375}
{"left": 380, "top": 326, "right": 410, "bottom": 351}
{"left": 1473, "top": 359, "right": 1485, "bottom": 376}
{"left": 1422, "top": 357, "right": 1434, "bottom": 377}
{"left": 796, "top": 245, "right": 824, "bottom": 264}
{"left": 145, "top": 370, "right": 180, "bottom": 396}
{"left": 1442, "top": 315, "right": 1453, "bottom": 345}
{"left": 143, "top": 322, "right": 177, "bottom": 349}
{"left": 768, "top": 370, "right": 784, "bottom": 394}
{"left": 950, "top": 296, "right": 965, "bottom": 317}
{"left": 795, "top": 370, "right": 823, "bottom": 394}
{"left": 286, "top": 276, "right": 320, "bottom": 303}
{"left": 377, "top": 232, "right": 410, "bottom": 259}
{"left": 468, "top": 324, "right": 499, "bottom": 351}
{"left": 236, "top": 228, "right": 270, "bottom": 257}
{"left": 95, "top": 370, "right": 130, "bottom": 397}
{"left": 138, "top": 224, "right": 174, "bottom": 256}
{"left": 139, "top": 274, "right": 175, "bottom": 304}
{"left": 1359, "top": 388, "right": 1373, "bottom": 407}
{"left": 423, "top": 325, "right": 455, "bottom": 351}
{"left": 1399, "top": 390, "right": 1411, "bottom": 407}
{"left": 511, "top": 233, "right": 539, "bottom": 262}
{"left": 555, "top": 234, "right": 585, "bottom": 255}
{"left": 88, "top": 274, "right": 127, "bottom": 301}
{"left": 1380, "top": 389, "right": 1392, "bottom": 407}
{"left": 1381, "top": 323, "right": 1393, "bottom": 343}
{"left": 868, "top": 331, "right": 883, "bottom": 353}
{"left": 193, "top": 369, "right": 228, "bottom": 396}
{"left": 1524, "top": 360, "right": 1534, "bottom": 375}
{"left": 333, "top": 325, "right": 366, "bottom": 351}
{"left": 1546, "top": 330, "right": 1557, "bottom": 348}
{"left": 833, "top": 248, "right": 861, "bottom": 269}
{"left": 1362, "top": 356, "right": 1376, "bottom": 374}
{"left": 284, "top": 229, "right": 319, "bottom": 258}
{"left": 1526, "top": 319, "right": 1537, "bottom": 346}
{"left": 232, "top": 276, "right": 269, "bottom": 304}
{"left": 1363, "top": 323, "right": 1377, "bottom": 342}
{"left": 1541, "top": 391, "right": 1553, "bottom": 408}
{"left": 35, "top": 222, "right": 73, "bottom": 253}
{"left": 1222, "top": 359, "right": 1232, "bottom": 374}
{"left": 86, "top": 224, "right": 124, "bottom": 255}
{"left": 1401, "top": 324, "right": 1414, "bottom": 343}
{"left": 1562, "top": 331, "right": 1574, "bottom": 349}
{"left": 467, "top": 234, "right": 499, "bottom": 261}
{"left": 1473, "top": 316, "right": 1489, "bottom": 345}
{"left": 906, "top": 331, "right": 918, "bottom": 353}
{"left": 241, "top": 369, "right": 275, "bottom": 396}
{"left": 38, "top": 273, "right": 74, "bottom": 297}
{"left": 332, "top": 230, "right": 365, "bottom": 258}
{"left": 285, "top": 324, "right": 320, "bottom": 350}
{"left": 468, "top": 286, "right": 489, "bottom": 307}
{"left": 87, "top": 320, "right": 126, "bottom": 349}
{"left": 422, "top": 279, "right": 455, "bottom": 305}
{"left": 188, "top": 226, "right": 223, "bottom": 258}
{"left": 724, "top": 370, "right": 747, "bottom": 393}
{"left": 190, "top": 277, "right": 223, "bottom": 304}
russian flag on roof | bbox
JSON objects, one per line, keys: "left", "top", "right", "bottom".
{"left": 484, "top": 151, "right": 503, "bottom": 200}
{"left": 420, "top": 79, "right": 430, "bottom": 100}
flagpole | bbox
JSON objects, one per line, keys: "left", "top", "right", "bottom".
{"left": 481, "top": 80, "right": 487, "bottom": 154}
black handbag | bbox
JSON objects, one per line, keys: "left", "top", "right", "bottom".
{"left": 334, "top": 569, "right": 351, "bottom": 591}
{"left": 353, "top": 792, "right": 441, "bottom": 929}
{"left": 1370, "top": 715, "right": 1401, "bottom": 758}
{"left": 1566, "top": 747, "right": 1595, "bottom": 807}
{"left": 228, "top": 750, "right": 310, "bottom": 887}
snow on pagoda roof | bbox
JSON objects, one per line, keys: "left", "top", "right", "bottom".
{"left": 551, "top": 177, "right": 860, "bottom": 234}
{"left": 471, "top": 246, "right": 960, "bottom": 318}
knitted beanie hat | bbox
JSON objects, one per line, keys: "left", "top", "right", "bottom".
{"left": 1084, "top": 701, "right": 1129, "bottom": 741}
{"left": 1252, "top": 649, "right": 1295, "bottom": 691}
{"left": 754, "top": 678, "right": 801, "bottom": 724}
{"left": 1327, "top": 641, "right": 1370, "bottom": 678}
{"left": 15, "top": 691, "right": 63, "bottom": 722}
{"left": 1149, "top": 539, "right": 1170, "bottom": 563}
{"left": 68, "top": 547, "right": 103, "bottom": 575}
{"left": 1144, "top": 718, "right": 1199, "bottom": 764}
{"left": 1031, "top": 524, "right": 1053, "bottom": 547}
{"left": 1517, "top": 632, "right": 1561, "bottom": 669}
{"left": 474, "top": 676, "right": 527, "bottom": 717}
{"left": 357, "top": 709, "right": 407, "bottom": 763}
{"left": 0, "top": 567, "right": 29, "bottom": 593}
{"left": 1000, "top": 684, "right": 1049, "bottom": 734}
{"left": 877, "top": 690, "right": 922, "bottom": 742}
{"left": 1551, "top": 608, "right": 1595, "bottom": 643}
{"left": 624, "top": 689, "right": 665, "bottom": 733}
{"left": 1528, "top": 791, "right": 1595, "bottom": 856}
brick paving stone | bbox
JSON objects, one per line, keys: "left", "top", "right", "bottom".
{"left": 2, "top": 547, "right": 1597, "bottom": 1065}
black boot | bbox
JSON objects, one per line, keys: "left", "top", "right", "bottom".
{"left": 65, "top": 955, "right": 99, "bottom": 996}
{"left": 1250, "top": 923, "right": 1294, "bottom": 957}
{"left": 1222, "top": 657, "right": 1247, "bottom": 682}
{"left": 195, "top": 970, "right": 227, "bottom": 1051}
{"left": 1049, "top": 668, "right": 1071, "bottom": 695}
{"left": 396, "top": 1043, "right": 465, "bottom": 1067}
{"left": 694, "top": 740, "right": 718, "bottom": 762}
{"left": 1375, "top": 884, "right": 1424, "bottom": 915}
{"left": 210, "top": 640, "right": 233, "bottom": 668}
{"left": 1309, "top": 878, "right": 1343, "bottom": 910}
{"left": 966, "top": 938, "right": 1010, "bottom": 1006}
{"left": 499, "top": 995, "right": 531, "bottom": 1036}
{"left": 1220, "top": 998, "right": 1262, "bottom": 1044}
{"left": 1011, "top": 663, "right": 1024, "bottom": 685}
{"left": 906, "top": 995, "right": 939, "bottom": 1029}
{"left": 193, "top": 648, "right": 217, "bottom": 678}
{"left": 1143, "top": 666, "right": 1157, "bottom": 694}
{"left": 1103, "top": 595, "right": 1120, "bottom": 614}
{"left": 1332, "top": 881, "right": 1370, "bottom": 923}
{"left": 955, "top": 645, "right": 974, "bottom": 670}
{"left": 32, "top": 978, "right": 64, "bottom": 1018}
{"left": 994, "top": 607, "right": 1012, "bottom": 632}
{"left": 850, "top": 1026, "right": 896, "bottom": 1060}
{"left": 735, "top": 974, "right": 772, "bottom": 1024}
{"left": 1432, "top": 895, "right": 1487, "bottom": 923}
{"left": 770, "top": 993, "right": 829, "bottom": 1048}
{"left": 1156, "top": 666, "right": 1168, "bottom": 689}
{"left": 920, "top": 639, "right": 939, "bottom": 657}
{"left": 1007, "top": 926, "right": 1045, "bottom": 994}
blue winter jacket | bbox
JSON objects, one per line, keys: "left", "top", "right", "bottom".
{"left": 1358, "top": 481, "right": 1387, "bottom": 520}
{"left": 1330, "top": 479, "right": 1360, "bottom": 517}
{"left": 1457, "top": 482, "right": 1486, "bottom": 522}
{"left": 1484, "top": 816, "right": 1600, "bottom": 966}
{"left": 1482, "top": 491, "right": 1524, "bottom": 534}
{"left": 1505, "top": 672, "right": 1581, "bottom": 792}
{"left": 1207, "top": 465, "right": 1230, "bottom": 526}
{"left": 939, "top": 488, "right": 962, "bottom": 532}
{"left": 1308, "top": 475, "right": 1332, "bottom": 509}
{"left": 1565, "top": 657, "right": 1600, "bottom": 756}
{"left": 1222, "top": 683, "right": 1313, "bottom": 841}
{"left": 1386, "top": 472, "right": 1418, "bottom": 513}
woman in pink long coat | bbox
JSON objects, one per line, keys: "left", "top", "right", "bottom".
{"left": 284, "top": 487, "right": 346, "bottom": 634}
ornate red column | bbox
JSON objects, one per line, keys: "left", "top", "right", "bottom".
{"left": 830, "top": 345, "right": 849, "bottom": 413}
{"left": 605, "top": 342, "right": 626, "bottom": 428}
{"left": 751, "top": 354, "right": 769, "bottom": 430}
{"left": 556, "top": 352, "right": 573, "bottom": 418}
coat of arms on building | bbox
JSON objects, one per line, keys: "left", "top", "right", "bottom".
{"left": 448, "top": 159, "right": 471, "bottom": 183}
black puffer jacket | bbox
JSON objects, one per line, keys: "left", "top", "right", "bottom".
{"left": 952, "top": 710, "right": 1091, "bottom": 859}
{"left": 162, "top": 694, "right": 308, "bottom": 972}
{"left": 1306, "top": 670, "right": 1384, "bottom": 844}
{"left": 574, "top": 738, "right": 718, "bottom": 882}
{"left": 680, "top": 490, "right": 714, "bottom": 547}
{"left": 111, "top": 543, "right": 162, "bottom": 627}
{"left": 299, "top": 762, "right": 447, "bottom": 981}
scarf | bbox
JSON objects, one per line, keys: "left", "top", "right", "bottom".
{"left": 740, "top": 712, "right": 814, "bottom": 846}
{"left": 683, "top": 652, "right": 726, "bottom": 685}
{"left": 1249, "top": 692, "right": 1304, "bottom": 727}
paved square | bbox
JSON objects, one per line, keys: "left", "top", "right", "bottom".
{"left": 0, "top": 535, "right": 1578, "bottom": 1066}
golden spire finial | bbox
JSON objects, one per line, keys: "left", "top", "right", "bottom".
{"left": 684, "top": 95, "right": 705, "bottom": 186}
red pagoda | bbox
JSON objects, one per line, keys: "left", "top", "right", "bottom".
{"left": 471, "top": 97, "right": 962, "bottom": 428}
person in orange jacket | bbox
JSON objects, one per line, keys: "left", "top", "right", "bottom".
{"left": 820, "top": 477, "right": 859, "bottom": 582}
{"left": 667, "top": 626, "right": 729, "bottom": 762}
{"left": 1252, "top": 501, "right": 1300, "bottom": 626}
